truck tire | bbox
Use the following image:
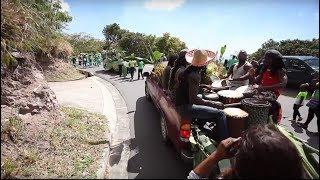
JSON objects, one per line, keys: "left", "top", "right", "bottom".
{"left": 160, "top": 116, "right": 170, "bottom": 144}
{"left": 145, "top": 83, "right": 151, "bottom": 101}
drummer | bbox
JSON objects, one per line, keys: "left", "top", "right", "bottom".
{"left": 175, "top": 49, "right": 229, "bottom": 141}
{"left": 221, "top": 50, "right": 253, "bottom": 90}
{"left": 250, "top": 49, "right": 288, "bottom": 123}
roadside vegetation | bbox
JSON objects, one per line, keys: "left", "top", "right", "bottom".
{"left": 1, "top": 106, "right": 109, "bottom": 179}
{"left": 250, "top": 38, "right": 319, "bottom": 60}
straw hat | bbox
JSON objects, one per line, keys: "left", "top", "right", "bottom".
{"left": 185, "top": 49, "right": 216, "bottom": 67}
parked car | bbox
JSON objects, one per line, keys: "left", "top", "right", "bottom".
{"left": 283, "top": 56, "right": 319, "bottom": 86}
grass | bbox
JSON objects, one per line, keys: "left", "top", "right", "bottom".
{"left": 1, "top": 106, "right": 109, "bottom": 179}
{"left": 1, "top": 116, "right": 25, "bottom": 143}
{"left": 44, "top": 65, "right": 85, "bottom": 82}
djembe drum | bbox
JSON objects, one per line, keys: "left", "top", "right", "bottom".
{"left": 217, "top": 90, "right": 244, "bottom": 104}
{"left": 202, "top": 92, "right": 219, "bottom": 101}
{"left": 241, "top": 98, "right": 271, "bottom": 128}
{"left": 223, "top": 107, "right": 248, "bottom": 138}
{"left": 235, "top": 85, "right": 258, "bottom": 98}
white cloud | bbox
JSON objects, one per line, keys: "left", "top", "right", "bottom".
{"left": 144, "top": 0, "right": 185, "bottom": 11}
{"left": 60, "top": 0, "right": 70, "bottom": 12}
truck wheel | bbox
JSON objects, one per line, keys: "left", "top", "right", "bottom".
{"left": 145, "top": 84, "right": 151, "bottom": 101}
{"left": 160, "top": 116, "right": 170, "bottom": 144}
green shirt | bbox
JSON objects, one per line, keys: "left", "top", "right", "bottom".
{"left": 295, "top": 91, "right": 308, "bottom": 105}
{"left": 138, "top": 61, "right": 144, "bottom": 69}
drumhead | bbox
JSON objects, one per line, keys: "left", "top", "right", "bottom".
{"left": 203, "top": 92, "right": 219, "bottom": 100}
{"left": 235, "top": 85, "right": 248, "bottom": 94}
{"left": 223, "top": 107, "right": 248, "bottom": 118}
{"left": 217, "top": 90, "right": 243, "bottom": 99}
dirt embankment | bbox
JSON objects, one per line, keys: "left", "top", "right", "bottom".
{"left": 1, "top": 53, "right": 107, "bottom": 178}
{"left": 40, "top": 58, "right": 85, "bottom": 82}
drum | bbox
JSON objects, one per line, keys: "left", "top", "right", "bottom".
{"left": 241, "top": 98, "right": 271, "bottom": 128}
{"left": 223, "top": 107, "right": 248, "bottom": 138}
{"left": 202, "top": 92, "right": 219, "bottom": 101}
{"left": 217, "top": 90, "right": 244, "bottom": 104}
{"left": 235, "top": 85, "right": 257, "bottom": 98}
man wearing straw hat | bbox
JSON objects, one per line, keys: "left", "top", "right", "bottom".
{"left": 175, "top": 49, "right": 229, "bottom": 141}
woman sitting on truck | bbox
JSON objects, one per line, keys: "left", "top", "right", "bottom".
{"left": 188, "top": 124, "right": 304, "bottom": 179}
{"left": 175, "top": 49, "right": 228, "bottom": 141}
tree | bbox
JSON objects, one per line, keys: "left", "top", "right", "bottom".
{"left": 250, "top": 38, "right": 319, "bottom": 61}
{"left": 65, "top": 33, "right": 104, "bottom": 54}
{"left": 1, "top": 0, "right": 72, "bottom": 65}
{"left": 101, "top": 23, "right": 187, "bottom": 61}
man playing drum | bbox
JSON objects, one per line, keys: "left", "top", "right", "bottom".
{"left": 221, "top": 50, "right": 253, "bottom": 90}
{"left": 175, "top": 49, "right": 229, "bottom": 142}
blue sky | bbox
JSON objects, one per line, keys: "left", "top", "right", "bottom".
{"left": 63, "top": 0, "right": 319, "bottom": 57}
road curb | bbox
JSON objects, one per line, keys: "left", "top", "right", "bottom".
{"left": 81, "top": 69, "right": 131, "bottom": 179}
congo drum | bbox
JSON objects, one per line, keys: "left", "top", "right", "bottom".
{"left": 223, "top": 107, "right": 248, "bottom": 138}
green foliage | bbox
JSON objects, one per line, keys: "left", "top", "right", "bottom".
{"left": 151, "top": 50, "right": 163, "bottom": 64}
{"left": 250, "top": 38, "right": 319, "bottom": 60}
{"left": 102, "top": 23, "right": 187, "bottom": 62}
{"left": 1, "top": 0, "right": 72, "bottom": 65}
{"left": 65, "top": 33, "right": 104, "bottom": 54}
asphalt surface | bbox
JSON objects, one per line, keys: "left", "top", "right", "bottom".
{"left": 84, "top": 65, "right": 319, "bottom": 178}
{"left": 85, "top": 65, "right": 191, "bottom": 179}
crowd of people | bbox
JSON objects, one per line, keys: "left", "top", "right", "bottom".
{"left": 117, "top": 58, "right": 145, "bottom": 81}
{"left": 70, "top": 52, "right": 102, "bottom": 68}
{"left": 153, "top": 48, "right": 318, "bottom": 178}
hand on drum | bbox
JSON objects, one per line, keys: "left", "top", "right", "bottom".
{"left": 211, "top": 101, "right": 224, "bottom": 109}
{"left": 248, "top": 68, "right": 255, "bottom": 76}
{"left": 252, "top": 84, "right": 263, "bottom": 92}
{"left": 214, "top": 137, "right": 242, "bottom": 160}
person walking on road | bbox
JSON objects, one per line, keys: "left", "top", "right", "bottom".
{"left": 83, "top": 54, "right": 88, "bottom": 68}
{"left": 122, "top": 60, "right": 128, "bottom": 78}
{"left": 137, "top": 60, "right": 145, "bottom": 80}
{"left": 71, "top": 55, "right": 76, "bottom": 67}
{"left": 78, "top": 54, "right": 82, "bottom": 67}
{"left": 290, "top": 83, "right": 309, "bottom": 122}
{"left": 118, "top": 58, "right": 124, "bottom": 76}
{"left": 299, "top": 82, "right": 319, "bottom": 132}
{"left": 128, "top": 59, "right": 137, "bottom": 81}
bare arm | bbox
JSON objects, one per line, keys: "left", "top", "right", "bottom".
{"left": 231, "top": 64, "right": 253, "bottom": 81}
{"left": 193, "top": 152, "right": 221, "bottom": 178}
{"left": 188, "top": 73, "right": 223, "bottom": 109}
{"left": 192, "top": 137, "right": 241, "bottom": 178}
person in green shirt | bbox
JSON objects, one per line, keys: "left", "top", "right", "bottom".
{"left": 71, "top": 55, "right": 76, "bottom": 67}
{"left": 122, "top": 60, "right": 128, "bottom": 78}
{"left": 291, "top": 83, "right": 309, "bottom": 122}
{"left": 137, "top": 60, "right": 145, "bottom": 80}
{"left": 128, "top": 59, "right": 137, "bottom": 81}
{"left": 95, "top": 52, "right": 101, "bottom": 66}
{"left": 299, "top": 82, "right": 319, "bottom": 132}
{"left": 88, "top": 53, "right": 93, "bottom": 67}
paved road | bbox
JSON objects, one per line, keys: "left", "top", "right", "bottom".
{"left": 84, "top": 65, "right": 318, "bottom": 178}
{"left": 85, "top": 65, "right": 191, "bottom": 179}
